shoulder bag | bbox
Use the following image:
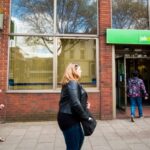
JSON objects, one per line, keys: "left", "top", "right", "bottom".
{"left": 81, "top": 111, "right": 97, "bottom": 136}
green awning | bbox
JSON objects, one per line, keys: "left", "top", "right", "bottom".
{"left": 106, "top": 29, "right": 150, "bottom": 45}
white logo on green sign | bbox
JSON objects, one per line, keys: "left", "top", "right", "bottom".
{"left": 140, "top": 36, "right": 150, "bottom": 42}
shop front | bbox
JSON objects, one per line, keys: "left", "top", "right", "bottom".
{"left": 107, "top": 29, "right": 150, "bottom": 118}
{"left": 0, "top": 0, "right": 113, "bottom": 121}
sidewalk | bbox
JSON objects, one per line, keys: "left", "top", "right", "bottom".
{"left": 0, "top": 118, "right": 150, "bottom": 150}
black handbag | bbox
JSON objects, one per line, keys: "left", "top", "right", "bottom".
{"left": 81, "top": 112, "right": 97, "bottom": 136}
{"left": 77, "top": 84, "right": 97, "bottom": 136}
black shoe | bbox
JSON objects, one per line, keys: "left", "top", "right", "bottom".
{"left": 0, "top": 137, "right": 5, "bottom": 142}
{"left": 131, "top": 117, "right": 135, "bottom": 122}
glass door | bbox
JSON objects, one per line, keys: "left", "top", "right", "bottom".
{"left": 116, "top": 57, "right": 126, "bottom": 110}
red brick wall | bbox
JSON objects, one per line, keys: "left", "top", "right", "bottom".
{"left": 0, "top": 0, "right": 112, "bottom": 121}
{"left": 0, "top": 93, "right": 100, "bottom": 121}
{"left": 99, "top": 0, "right": 113, "bottom": 119}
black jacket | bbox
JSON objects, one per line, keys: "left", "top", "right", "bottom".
{"left": 59, "top": 80, "right": 89, "bottom": 121}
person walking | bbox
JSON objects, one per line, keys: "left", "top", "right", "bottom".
{"left": 127, "top": 70, "right": 148, "bottom": 122}
{"left": 57, "top": 63, "right": 91, "bottom": 150}
{"left": 0, "top": 104, "right": 5, "bottom": 142}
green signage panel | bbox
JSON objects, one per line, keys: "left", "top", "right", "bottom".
{"left": 106, "top": 29, "right": 150, "bottom": 45}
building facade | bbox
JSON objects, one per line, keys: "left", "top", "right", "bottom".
{"left": 1, "top": 0, "right": 149, "bottom": 121}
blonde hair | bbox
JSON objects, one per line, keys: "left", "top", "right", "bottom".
{"left": 61, "top": 63, "right": 80, "bottom": 85}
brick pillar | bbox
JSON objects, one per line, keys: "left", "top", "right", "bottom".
{"left": 0, "top": 0, "right": 9, "bottom": 91}
{"left": 0, "top": 0, "right": 9, "bottom": 121}
{"left": 99, "top": 0, "right": 113, "bottom": 119}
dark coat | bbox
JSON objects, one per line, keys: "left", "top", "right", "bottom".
{"left": 59, "top": 80, "right": 89, "bottom": 121}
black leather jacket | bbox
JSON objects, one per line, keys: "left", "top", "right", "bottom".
{"left": 59, "top": 80, "right": 89, "bottom": 120}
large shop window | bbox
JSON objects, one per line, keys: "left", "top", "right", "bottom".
{"left": 9, "top": 0, "right": 98, "bottom": 91}
{"left": 112, "top": 0, "right": 149, "bottom": 29}
{"left": 57, "top": 39, "right": 97, "bottom": 88}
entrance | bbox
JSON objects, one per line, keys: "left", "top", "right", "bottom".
{"left": 126, "top": 58, "right": 150, "bottom": 106}
{"left": 115, "top": 46, "right": 150, "bottom": 118}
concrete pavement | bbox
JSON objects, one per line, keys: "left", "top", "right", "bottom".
{"left": 0, "top": 118, "right": 150, "bottom": 150}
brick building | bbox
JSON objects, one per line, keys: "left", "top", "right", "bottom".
{"left": 0, "top": 0, "right": 150, "bottom": 121}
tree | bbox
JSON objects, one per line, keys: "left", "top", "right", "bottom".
{"left": 112, "top": 0, "right": 148, "bottom": 29}
{"left": 11, "top": 0, "right": 97, "bottom": 54}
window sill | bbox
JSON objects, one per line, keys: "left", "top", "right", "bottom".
{"left": 6, "top": 88, "right": 99, "bottom": 93}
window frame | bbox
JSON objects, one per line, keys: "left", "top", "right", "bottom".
{"left": 7, "top": 0, "right": 99, "bottom": 93}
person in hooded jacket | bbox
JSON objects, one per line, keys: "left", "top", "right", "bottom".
{"left": 127, "top": 70, "right": 148, "bottom": 122}
{"left": 57, "top": 63, "right": 91, "bottom": 150}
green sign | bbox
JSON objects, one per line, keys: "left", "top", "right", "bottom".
{"left": 106, "top": 29, "right": 150, "bottom": 45}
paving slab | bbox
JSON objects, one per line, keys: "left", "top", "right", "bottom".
{"left": 0, "top": 118, "right": 150, "bottom": 150}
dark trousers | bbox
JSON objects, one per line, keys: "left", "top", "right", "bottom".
{"left": 62, "top": 123, "right": 84, "bottom": 150}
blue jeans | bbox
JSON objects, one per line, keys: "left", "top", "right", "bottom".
{"left": 130, "top": 97, "right": 143, "bottom": 117}
{"left": 62, "top": 123, "right": 84, "bottom": 150}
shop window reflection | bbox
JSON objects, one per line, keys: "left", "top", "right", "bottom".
{"left": 112, "top": 0, "right": 149, "bottom": 29}
{"left": 57, "top": 39, "right": 97, "bottom": 88}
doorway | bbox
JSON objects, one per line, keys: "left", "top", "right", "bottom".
{"left": 126, "top": 58, "right": 150, "bottom": 106}
{"left": 116, "top": 57, "right": 150, "bottom": 118}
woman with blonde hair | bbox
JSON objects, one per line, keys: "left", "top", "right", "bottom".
{"left": 57, "top": 63, "right": 91, "bottom": 150}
